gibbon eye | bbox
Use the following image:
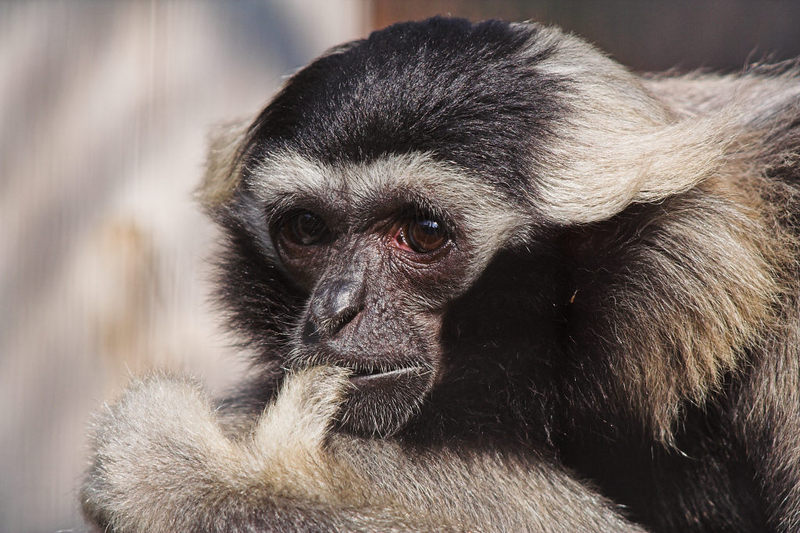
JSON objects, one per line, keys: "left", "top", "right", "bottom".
{"left": 405, "top": 217, "right": 447, "bottom": 253}
{"left": 280, "top": 211, "right": 329, "bottom": 246}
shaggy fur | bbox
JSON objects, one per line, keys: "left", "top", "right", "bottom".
{"left": 83, "top": 17, "right": 800, "bottom": 532}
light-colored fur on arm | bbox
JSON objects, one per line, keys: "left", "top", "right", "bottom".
{"left": 81, "top": 368, "right": 645, "bottom": 532}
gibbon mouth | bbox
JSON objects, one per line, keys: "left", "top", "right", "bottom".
{"left": 348, "top": 366, "right": 427, "bottom": 386}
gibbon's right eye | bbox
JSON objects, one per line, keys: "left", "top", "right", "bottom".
{"left": 279, "top": 211, "right": 330, "bottom": 246}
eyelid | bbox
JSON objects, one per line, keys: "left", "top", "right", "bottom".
{"left": 350, "top": 193, "right": 454, "bottom": 227}
{"left": 268, "top": 200, "right": 339, "bottom": 236}
{"left": 263, "top": 191, "right": 336, "bottom": 223}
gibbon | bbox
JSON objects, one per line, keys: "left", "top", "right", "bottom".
{"left": 82, "top": 17, "right": 800, "bottom": 533}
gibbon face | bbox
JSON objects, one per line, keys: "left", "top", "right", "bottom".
{"left": 228, "top": 155, "right": 541, "bottom": 435}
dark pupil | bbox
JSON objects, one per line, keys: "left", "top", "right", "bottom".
{"left": 408, "top": 218, "right": 446, "bottom": 252}
{"left": 418, "top": 219, "right": 440, "bottom": 235}
{"left": 290, "top": 212, "right": 326, "bottom": 244}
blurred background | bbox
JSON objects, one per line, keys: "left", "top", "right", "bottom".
{"left": 3, "top": 1, "right": 800, "bottom": 531}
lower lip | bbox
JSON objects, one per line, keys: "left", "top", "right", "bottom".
{"left": 348, "top": 366, "right": 425, "bottom": 386}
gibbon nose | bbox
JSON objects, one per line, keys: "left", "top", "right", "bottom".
{"left": 303, "top": 279, "right": 363, "bottom": 343}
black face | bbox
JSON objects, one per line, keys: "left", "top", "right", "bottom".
{"left": 271, "top": 203, "right": 469, "bottom": 436}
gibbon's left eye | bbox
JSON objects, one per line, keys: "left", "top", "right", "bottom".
{"left": 279, "top": 211, "right": 330, "bottom": 246}
{"left": 398, "top": 217, "right": 448, "bottom": 253}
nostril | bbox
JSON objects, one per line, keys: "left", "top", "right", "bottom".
{"left": 304, "top": 279, "right": 364, "bottom": 342}
{"left": 329, "top": 304, "right": 360, "bottom": 335}
{"left": 302, "top": 318, "right": 321, "bottom": 344}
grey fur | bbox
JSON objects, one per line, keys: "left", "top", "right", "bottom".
{"left": 82, "top": 369, "right": 645, "bottom": 532}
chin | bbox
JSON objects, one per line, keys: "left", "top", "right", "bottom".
{"left": 337, "top": 365, "right": 435, "bottom": 437}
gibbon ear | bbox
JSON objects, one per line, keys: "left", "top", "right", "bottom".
{"left": 197, "top": 118, "right": 251, "bottom": 213}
